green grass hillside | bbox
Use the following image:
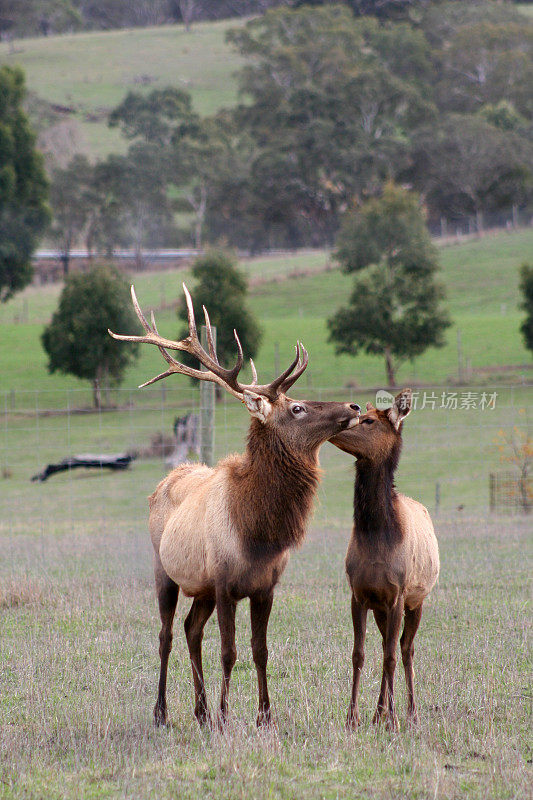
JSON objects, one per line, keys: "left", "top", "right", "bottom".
{"left": 0, "top": 19, "right": 245, "bottom": 159}
{"left": 1, "top": 229, "right": 531, "bottom": 396}
{"left": 1, "top": 229, "right": 530, "bottom": 517}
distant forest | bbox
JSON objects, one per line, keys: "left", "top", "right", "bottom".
{"left": 2, "top": 0, "right": 531, "bottom": 253}
{"left": 0, "top": 0, "right": 528, "bottom": 38}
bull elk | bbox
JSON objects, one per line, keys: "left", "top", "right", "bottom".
{"left": 329, "top": 389, "right": 439, "bottom": 730}
{"left": 110, "top": 285, "right": 360, "bottom": 728}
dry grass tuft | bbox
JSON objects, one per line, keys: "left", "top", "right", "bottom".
{"left": 0, "top": 576, "right": 48, "bottom": 609}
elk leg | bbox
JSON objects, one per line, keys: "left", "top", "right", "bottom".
{"left": 250, "top": 590, "right": 274, "bottom": 727}
{"left": 154, "top": 570, "right": 179, "bottom": 726}
{"left": 215, "top": 589, "right": 237, "bottom": 727}
{"left": 401, "top": 604, "right": 423, "bottom": 724}
{"left": 184, "top": 593, "right": 216, "bottom": 726}
{"left": 376, "top": 598, "right": 404, "bottom": 731}
{"left": 347, "top": 595, "right": 367, "bottom": 729}
{"left": 372, "top": 608, "right": 388, "bottom": 724}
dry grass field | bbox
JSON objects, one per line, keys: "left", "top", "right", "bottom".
{"left": 1, "top": 231, "right": 531, "bottom": 797}
{"left": 1, "top": 510, "right": 531, "bottom": 799}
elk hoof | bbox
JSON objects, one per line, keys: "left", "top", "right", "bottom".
{"left": 194, "top": 706, "right": 211, "bottom": 728}
{"left": 385, "top": 713, "right": 399, "bottom": 732}
{"left": 153, "top": 703, "right": 168, "bottom": 727}
{"left": 215, "top": 711, "right": 227, "bottom": 732}
{"left": 256, "top": 708, "right": 271, "bottom": 728}
{"left": 345, "top": 711, "right": 361, "bottom": 731}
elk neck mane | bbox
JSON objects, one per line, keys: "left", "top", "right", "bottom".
{"left": 353, "top": 436, "right": 403, "bottom": 546}
{"left": 227, "top": 419, "right": 321, "bottom": 558}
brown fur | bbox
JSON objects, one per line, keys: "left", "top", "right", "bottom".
{"left": 150, "top": 395, "right": 360, "bottom": 728}
{"left": 329, "top": 390, "right": 439, "bottom": 730}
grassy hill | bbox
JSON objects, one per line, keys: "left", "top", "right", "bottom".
{"left": 0, "top": 19, "right": 245, "bottom": 159}
{"left": 517, "top": 3, "right": 533, "bottom": 18}
{"left": 0, "top": 228, "right": 531, "bottom": 521}
{"left": 2, "top": 228, "right": 531, "bottom": 397}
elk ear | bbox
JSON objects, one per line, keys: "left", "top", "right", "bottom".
{"left": 387, "top": 388, "right": 412, "bottom": 430}
{"left": 366, "top": 401, "right": 375, "bottom": 411}
{"left": 242, "top": 390, "right": 273, "bottom": 423}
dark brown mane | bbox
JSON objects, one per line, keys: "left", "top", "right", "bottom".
{"left": 228, "top": 419, "right": 321, "bottom": 558}
{"left": 353, "top": 433, "right": 403, "bottom": 546}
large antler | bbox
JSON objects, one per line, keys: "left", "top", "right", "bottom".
{"left": 108, "top": 284, "right": 309, "bottom": 401}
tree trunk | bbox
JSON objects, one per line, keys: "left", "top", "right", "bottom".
{"left": 519, "top": 465, "right": 530, "bottom": 514}
{"left": 93, "top": 378, "right": 101, "bottom": 410}
{"left": 384, "top": 348, "right": 396, "bottom": 387}
{"left": 135, "top": 240, "right": 144, "bottom": 271}
{"left": 61, "top": 253, "right": 70, "bottom": 276}
{"left": 190, "top": 183, "right": 207, "bottom": 250}
{"left": 179, "top": 0, "right": 194, "bottom": 32}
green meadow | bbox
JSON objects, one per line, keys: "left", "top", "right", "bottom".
{"left": 0, "top": 19, "right": 246, "bottom": 159}
{"left": 1, "top": 161, "right": 531, "bottom": 800}
{"left": 2, "top": 228, "right": 531, "bottom": 395}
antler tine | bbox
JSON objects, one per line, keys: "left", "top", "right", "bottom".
{"left": 279, "top": 341, "right": 309, "bottom": 394}
{"left": 110, "top": 284, "right": 248, "bottom": 399}
{"left": 131, "top": 285, "right": 152, "bottom": 334}
{"left": 249, "top": 358, "right": 258, "bottom": 385}
{"left": 268, "top": 343, "right": 301, "bottom": 393}
{"left": 202, "top": 305, "right": 219, "bottom": 364}
{"left": 231, "top": 329, "right": 244, "bottom": 378}
{"left": 233, "top": 343, "right": 306, "bottom": 401}
{"left": 182, "top": 285, "right": 244, "bottom": 388}
{"left": 182, "top": 283, "right": 197, "bottom": 339}
{"left": 150, "top": 310, "right": 185, "bottom": 370}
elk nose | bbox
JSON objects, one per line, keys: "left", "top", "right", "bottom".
{"left": 350, "top": 404, "right": 361, "bottom": 412}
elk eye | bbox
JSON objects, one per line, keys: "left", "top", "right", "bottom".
{"left": 362, "top": 418, "right": 374, "bottom": 425}
{"left": 291, "top": 404, "right": 305, "bottom": 415}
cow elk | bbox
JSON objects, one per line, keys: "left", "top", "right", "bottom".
{"left": 110, "top": 285, "right": 360, "bottom": 728}
{"left": 329, "top": 389, "right": 439, "bottom": 730}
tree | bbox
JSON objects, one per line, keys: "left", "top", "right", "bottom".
{"left": 49, "top": 154, "right": 95, "bottom": 274}
{"left": 290, "top": 0, "right": 431, "bottom": 20}
{"left": 407, "top": 114, "right": 533, "bottom": 228}
{"left": 41, "top": 266, "right": 140, "bottom": 408}
{"left": 0, "top": 0, "right": 81, "bottom": 37}
{"left": 177, "top": 251, "right": 262, "bottom": 393}
{"left": 420, "top": 3, "right": 533, "bottom": 117}
{"left": 172, "top": 114, "right": 252, "bottom": 249}
{"left": 226, "top": 5, "right": 435, "bottom": 247}
{"left": 328, "top": 183, "right": 450, "bottom": 386}
{"left": 108, "top": 87, "right": 199, "bottom": 148}
{"left": 176, "top": 0, "right": 197, "bottom": 31}
{"left": 0, "top": 66, "right": 50, "bottom": 302}
{"left": 109, "top": 87, "right": 249, "bottom": 250}
{"left": 494, "top": 423, "right": 532, "bottom": 514}
{"left": 519, "top": 264, "right": 533, "bottom": 356}
{"left": 90, "top": 145, "right": 176, "bottom": 263}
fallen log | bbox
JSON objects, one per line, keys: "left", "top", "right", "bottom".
{"left": 31, "top": 453, "right": 135, "bottom": 482}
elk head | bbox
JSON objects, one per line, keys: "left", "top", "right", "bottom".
{"left": 109, "top": 284, "right": 360, "bottom": 452}
{"left": 329, "top": 389, "right": 412, "bottom": 463}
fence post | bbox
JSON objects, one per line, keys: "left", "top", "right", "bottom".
{"left": 457, "top": 328, "right": 464, "bottom": 384}
{"left": 200, "top": 324, "right": 215, "bottom": 467}
{"left": 489, "top": 473, "right": 495, "bottom": 512}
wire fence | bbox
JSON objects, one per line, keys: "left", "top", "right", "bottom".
{"left": 1, "top": 384, "right": 531, "bottom": 573}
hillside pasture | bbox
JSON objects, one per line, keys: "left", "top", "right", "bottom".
{"left": 1, "top": 228, "right": 531, "bottom": 396}
{"left": 1, "top": 229, "right": 531, "bottom": 799}
{"left": 0, "top": 19, "right": 246, "bottom": 159}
